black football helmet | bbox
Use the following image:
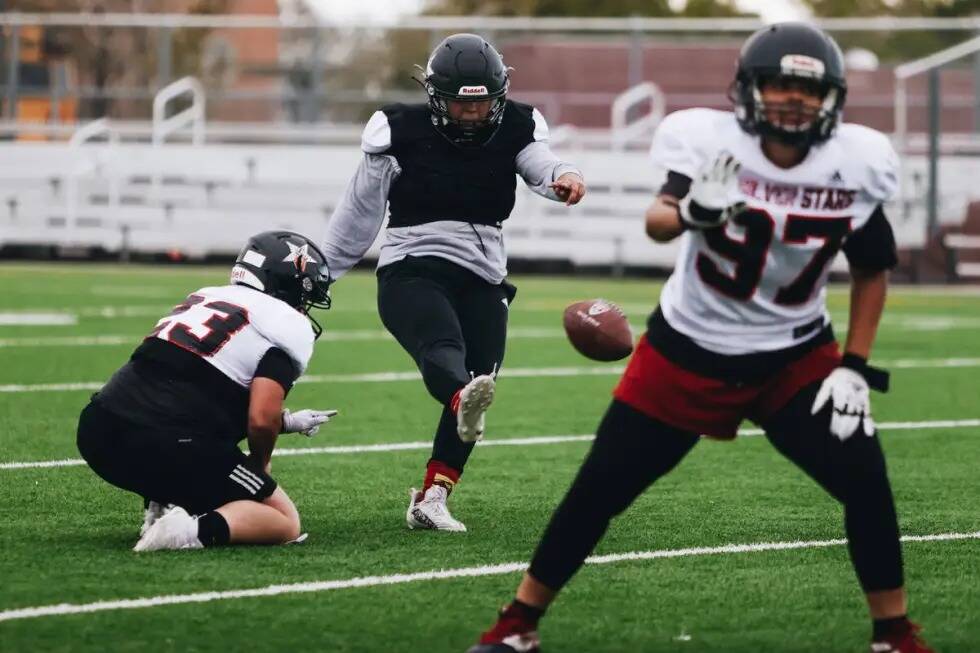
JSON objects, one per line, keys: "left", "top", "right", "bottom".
{"left": 416, "top": 33, "right": 510, "bottom": 147}
{"left": 731, "top": 22, "right": 847, "bottom": 147}
{"left": 230, "top": 230, "right": 332, "bottom": 338}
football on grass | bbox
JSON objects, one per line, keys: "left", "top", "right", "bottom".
{"left": 562, "top": 299, "right": 633, "bottom": 362}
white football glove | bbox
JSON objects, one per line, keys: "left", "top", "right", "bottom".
{"left": 679, "top": 151, "right": 747, "bottom": 230}
{"left": 811, "top": 367, "right": 874, "bottom": 442}
{"left": 281, "top": 408, "right": 338, "bottom": 437}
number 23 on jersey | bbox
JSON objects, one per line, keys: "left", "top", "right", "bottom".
{"left": 148, "top": 294, "right": 250, "bottom": 357}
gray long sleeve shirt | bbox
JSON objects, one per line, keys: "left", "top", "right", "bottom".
{"left": 320, "top": 107, "right": 582, "bottom": 285}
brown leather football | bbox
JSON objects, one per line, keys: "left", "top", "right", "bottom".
{"left": 562, "top": 299, "right": 634, "bottom": 362}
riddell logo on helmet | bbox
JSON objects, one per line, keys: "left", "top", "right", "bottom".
{"left": 458, "top": 85, "right": 488, "bottom": 96}
{"left": 780, "top": 54, "right": 826, "bottom": 78}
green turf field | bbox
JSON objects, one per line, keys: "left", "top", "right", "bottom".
{"left": 1, "top": 262, "right": 978, "bottom": 652}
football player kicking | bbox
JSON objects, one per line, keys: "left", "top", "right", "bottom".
{"left": 77, "top": 231, "right": 337, "bottom": 552}
{"left": 320, "top": 33, "right": 585, "bottom": 532}
{"left": 469, "top": 23, "right": 934, "bottom": 653}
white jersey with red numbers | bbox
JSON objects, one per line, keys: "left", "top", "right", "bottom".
{"left": 148, "top": 284, "right": 315, "bottom": 387}
{"left": 651, "top": 108, "right": 899, "bottom": 355}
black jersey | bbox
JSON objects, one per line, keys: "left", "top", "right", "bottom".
{"left": 381, "top": 100, "right": 538, "bottom": 228}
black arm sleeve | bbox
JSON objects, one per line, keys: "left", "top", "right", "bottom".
{"left": 842, "top": 205, "right": 899, "bottom": 272}
{"left": 254, "top": 347, "right": 300, "bottom": 395}
{"left": 658, "top": 171, "right": 692, "bottom": 199}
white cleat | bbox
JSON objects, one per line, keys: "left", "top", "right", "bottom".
{"left": 406, "top": 485, "right": 467, "bottom": 532}
{"left": 133, "top": 506, "right": 204, "bottom": 552}
{"left": 457, "top": 374, "right": 495, "bottom": 443}
{"left": 140, "top": 501, "right": 174, "bottom": 537}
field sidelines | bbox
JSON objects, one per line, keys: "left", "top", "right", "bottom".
{"left": 0, "top": 530, "right": 976, "bottom": 623}
{"left": 2, "top": 419, "right": 978, "bottom": 471}
{"left": 3, "top": 357, "right": 980, "bottom": 394}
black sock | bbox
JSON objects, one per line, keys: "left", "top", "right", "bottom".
{"left": 506, "top": 599, "right": 546, "bottom": 624}
{"left": 873, "top": 615, "right": 909, "bottom": 639}
{"left": 196, "top": 511, "right": 230, "bottom": 547}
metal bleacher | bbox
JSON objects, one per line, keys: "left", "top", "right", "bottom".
{"left": 0, "top": 76, "right": 973, "bottom": 273}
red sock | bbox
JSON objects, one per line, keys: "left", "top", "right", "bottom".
{"left": 449, "top": 388, "right": 463, "bottom": 414}
{"left": 423, "top": 459, "right": 461, "bottom": 494}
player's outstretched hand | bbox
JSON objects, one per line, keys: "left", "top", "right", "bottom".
{"left": 811, "top": 367, "right": 874, "bottom": 441}
{"left": 679, "top": 151, "right": 746, "bottom": 230}
{"left": 281, "top": 408, "right": 339, "bottom": 437}
{"left": 550, "top": 172, "right": 586, "bottom": 206}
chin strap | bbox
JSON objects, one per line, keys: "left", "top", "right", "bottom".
{"left": 308, "top": 313, "right": 323, "bottom": 340}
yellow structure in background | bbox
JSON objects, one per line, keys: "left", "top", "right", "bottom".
{"left": 6, "top": 24, "right": 77, "bottom": 140}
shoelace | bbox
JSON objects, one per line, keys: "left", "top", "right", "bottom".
{"left": 428, "top": 502, "right": 451, "bottom": 519}
{"left": 421, "top": 488, "right": 454, "bottom": 520}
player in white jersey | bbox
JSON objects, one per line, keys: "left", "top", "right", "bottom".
{"left": 469, "top": 23, "right": 934, "bottom": 653}
{"left": 77, "top": 231, "right": 337, "bottom": 552}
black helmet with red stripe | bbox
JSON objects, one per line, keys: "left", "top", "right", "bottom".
{"left": 732, "top": 22, "right": 847, "bottom": 146}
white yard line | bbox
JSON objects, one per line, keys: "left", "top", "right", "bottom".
{"left": 0, "top": 335, "right": 133, "bottom": 348}
{"left": 0, "top": 312, "right": 77, "bottom": 326}
{"left": 76, "top": 306, "right": 169, "bottom": 318}
{"left": 88, "top": 286, "right": 184, "bottom": 298}
{"left": 0, "top": 327, "right": 570, "bottom": 348}
{"left": 889, "top": 358, "right": 980, "bottom": 369}
{"left": 3, "top": 356, "right": 980, "bottom": 394}
{"left": 0, "top": 530, "right": 976, "bottom": 623}
{"left": 0, "top": 381, "right": 106, "bottom": 393}
{"left": 4, "top": 312, "right": 980, "bottom": 348}
{"left": 2, "top": 420, "right": 977, "bottom": 472}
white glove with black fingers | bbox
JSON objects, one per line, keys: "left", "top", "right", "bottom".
{"left": 811, "top": 354, "right": 890, "bottom": 442}
{"left": 281, "top": 409, "right": 338, "bottom": 437}
{"left": 678, "top": 151, "right": 747, "bottom": 230}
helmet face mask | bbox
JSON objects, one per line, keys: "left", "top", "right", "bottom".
{"left": 732, "top": 23, "right": 847, "bottom": 148}
{"left": 417, "top": 33, "right": 510, "bottom": 147}
{"left": 230, "top": 231, "right": 332, "bottom": 339}
{"left": 752, "top": 75, "right": 840, "bottom": 141}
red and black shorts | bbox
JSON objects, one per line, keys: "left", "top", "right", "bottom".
{"left": 614, "top": 315, "right": 841, "bottom": 439}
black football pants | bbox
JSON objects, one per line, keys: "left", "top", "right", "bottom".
{"left": 76, "top": 399, "right": 277, "bottom": 515}
{"left": 528, "top": 385, "right": 903, "bottom": 595}
{"left": 377, "top": 255, "right": 513, "bottom": 473}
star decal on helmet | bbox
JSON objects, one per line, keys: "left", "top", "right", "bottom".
{"left": 282, "top": 240, "right": 313, "bottom": 272}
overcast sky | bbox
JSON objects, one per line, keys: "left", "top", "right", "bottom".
{"left": 305, "top": 0, "right": 810, "bottom": 24}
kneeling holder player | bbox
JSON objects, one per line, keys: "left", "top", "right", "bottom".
{"left": 77, "top": 231, "right": 337, "bottom": 551}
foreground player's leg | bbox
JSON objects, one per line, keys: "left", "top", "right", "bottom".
{"left": 394, "top": 269, "right": 509, "bottom": 531}
{"left": 378, "top": 262, "right": 472, "bottom": 405}
{"left": 134, "top": 486, "right": 301, "bottom": 551}
{"left": 763, "top": 384, "right": 934, "bottom": 653}
{"left": 378, "top": 263, "right": 476, "bottom": 530}
{"left": 469, "top": 401, "right": 699, "bottom": 652}
{"left": 453, "top": 278, "right": 509, "bottom": 444}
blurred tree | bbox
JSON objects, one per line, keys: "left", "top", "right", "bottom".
{"left": 8, "top": 0, "right": 229, "bottom": 119}
{"left": 802, "top": 0, "right": 980, "bottom": 61}
{"left": 420, "top": 0, "right": 748, "bottom": 17}
{"left": 320, "top": 0, "right": 751, "bottom": 122}
{"left": 421, "top": 0, "right": 673, "bottom": 16}
{"left": 680, "top": 0, "right": 745, "bottom": 18}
